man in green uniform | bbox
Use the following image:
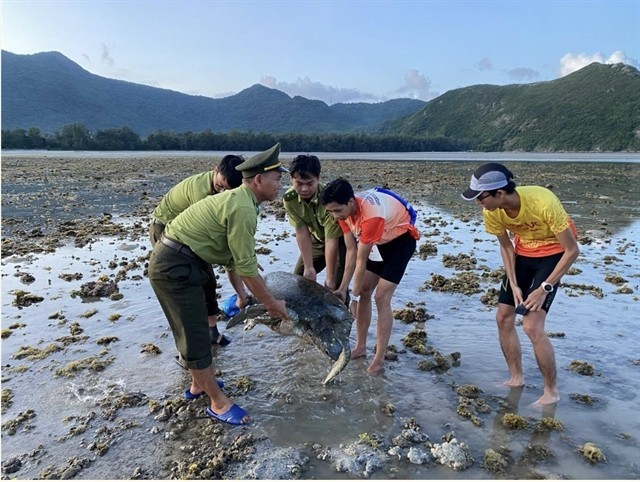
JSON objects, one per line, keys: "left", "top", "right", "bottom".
{"left": 282, "top": 154, "right": 347, "bottom": 300}
{"left": 148, "top": 143, "right": 289, "bottom": 425}
{"left": 149, "top": 154, "right": 244, "bottom": 345}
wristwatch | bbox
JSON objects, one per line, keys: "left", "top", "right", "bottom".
{"left": 541, "top": 281, "right": 554, "bottom": 293}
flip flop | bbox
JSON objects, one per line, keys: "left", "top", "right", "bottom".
{"left": 205, "top": 404, "right": 249, "bottom": 426}
{"left": 209, "top": 326, "right": 232, "bottom": 346}
{"left": 184, "top": 379, "right": 224, "bottom": 400}
{"left": 213, "top": 334, "right": 231, "bottom": 346}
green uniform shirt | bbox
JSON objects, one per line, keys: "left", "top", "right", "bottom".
{"left": 283, "top": 184, "right": 342, "bottom": 243}
{"left": 164, "top": 184, "right": 260, "bottom": 277}
{"left": 152, "top": 171, "right": 214, "bottom": 224}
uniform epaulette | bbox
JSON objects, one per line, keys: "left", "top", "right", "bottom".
{"left": 283, "top": 189, "right": 298, "bottom": 202}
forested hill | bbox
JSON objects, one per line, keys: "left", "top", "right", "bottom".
{"left": 0, "top": 50, "right": 425, "bottom": 136}
{"left": 2, "top": 50, "right": 639, "bottom": 152}
{"left": 382, "top": 62, "right": 640, "bottom": 151}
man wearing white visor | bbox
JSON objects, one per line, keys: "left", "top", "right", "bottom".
{"left": 462, "top": 163, "right": 580, "bottom": 406}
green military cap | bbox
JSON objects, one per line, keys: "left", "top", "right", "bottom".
{"left": 236, "top": 142, "right": 289, "bottom": 178}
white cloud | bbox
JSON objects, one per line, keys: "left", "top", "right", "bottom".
{"left": 559, "top": 50, "right": 637, "bottom": 76}
{"left": 101, "top": 43, "right": 114, "bottom": 67}
{"left": 507, "top": 67, "right": 539, "bottom": 82}
{"left": 392, "top": 69, "right": 439, "bottom": 101}
{"left": 259, "top": 69, "right": 439, "bottom": 104}
{"left": 475, "top": 57, "right": 539, "bottom": 83}
{"left": 260, "top": 75, "right": 278, "bottom": 89}
{"left": 477, "top": 57, "right": 493, "bottom": 71}
{"left": 260, "top": 75, "right": 379, "bottom": 104}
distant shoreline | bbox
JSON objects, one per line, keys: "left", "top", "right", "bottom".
{"left": 2, "top": 149, "right": 639, "bottom": 163}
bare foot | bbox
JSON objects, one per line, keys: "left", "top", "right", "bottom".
{"left": 501, "top": 376, "right": 525, "bottom": 387}
{"left": 491, "top": 379, "right": 525, "bottom": 389}
{"left": 366, "top": 363, "right": 385, "bottom": 376}
{"left": 351, "top": 347, "right": 367, "bottom": 359}
{"left": 530, "top": 393, "right": 560, "bottom": 408}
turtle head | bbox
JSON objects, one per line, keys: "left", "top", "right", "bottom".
{"left": 322, "top": 344, "right": 351, "bottom": 385}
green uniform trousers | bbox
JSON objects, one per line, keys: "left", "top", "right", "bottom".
{"left": 149, "top": 222, "right": 220, "bottom": 317}
{"left": 148, "top": 242, "right": 213, "bottom": 369}
{"left": 293, "top": 236, "right": 347, "bottom": 291}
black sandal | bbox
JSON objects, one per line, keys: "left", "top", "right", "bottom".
{"left": 209, "top": 326, "right": 231, "bottom": 346}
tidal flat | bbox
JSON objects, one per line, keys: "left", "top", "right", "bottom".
{"left": 1, "top": 153, "right": 639, "bottom": 479}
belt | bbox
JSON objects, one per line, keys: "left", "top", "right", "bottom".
{"left": 160, "top": 235, "right": 201, "bottom": 261}
{"left": 152, "top": 218, "right": 165, "bottom": 226}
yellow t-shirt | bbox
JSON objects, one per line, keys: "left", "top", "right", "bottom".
{"left": 483, "top": 186, "right": 576, "bottom": 257}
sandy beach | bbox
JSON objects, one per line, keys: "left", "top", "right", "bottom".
{"left": 1, "top": 152, "right": 639, "bottom": 479}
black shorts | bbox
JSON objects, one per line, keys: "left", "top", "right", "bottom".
{"left": 498, "top": 252, "right": 563, "bottom": 312}
{"left": 366, "top": 231, "right": 416, "bottom": 285}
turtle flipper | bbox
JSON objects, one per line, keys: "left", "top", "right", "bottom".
{"left": 226, "top": 304, "right": 267, "bottom": 329}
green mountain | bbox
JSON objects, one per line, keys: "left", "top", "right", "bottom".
{"left": 0, "top": 50, "right": 425, "bottom": 136}
{"left": 331, "top": 99, "right": 431, "bottom": 130}
{"left": 3, "top": 50, "right": 638, "bottom": 151}
{"left": 382, "top": 62, "right": 640, "bottom": 151}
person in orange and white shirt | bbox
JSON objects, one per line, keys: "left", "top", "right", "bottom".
{"left": 320, "top": 178, "right": 419, "bottom": 376}
{"left": 462, "top": 163, "right": 580, "bottom": 407}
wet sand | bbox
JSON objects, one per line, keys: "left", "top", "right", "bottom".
{"left": 1, "top": 154, "right": 638, "bottom": 253}
{"left": 1, "top": 153, "right": 639, "bottom": 479}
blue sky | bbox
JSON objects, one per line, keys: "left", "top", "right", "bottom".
{"left": 2, "top": 0, "right": 638, "bottom": 104}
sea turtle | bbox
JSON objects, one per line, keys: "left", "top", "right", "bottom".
{"left": 226, "top": 271, "right": 353, "bottom": 384}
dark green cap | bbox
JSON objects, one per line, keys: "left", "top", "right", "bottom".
{"left": 236, "top": 143, "right": 289, "bottom": 178}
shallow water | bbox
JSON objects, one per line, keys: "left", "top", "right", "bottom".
{"left": 2, "top": 198, "right": 639, "bottom": 479}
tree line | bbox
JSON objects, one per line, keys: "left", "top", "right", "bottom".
{"left": 1, "top": 124, "right": 469, "bottom": 152}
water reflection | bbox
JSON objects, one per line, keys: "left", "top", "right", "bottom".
{"left": 487, "top": 386, "right": 561, "bottom": 478}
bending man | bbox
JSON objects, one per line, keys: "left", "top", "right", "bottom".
{"left": 148, "top": 143, "right": 289, "bottom": 425}
{"left": 149, "top": 155, "right": 243, "bottom": 345}
{"left": 283, "top": 154, "right": 347, "bottom": 299}
{"left": 320, "top": 178, "right": 419, "bottom": 376}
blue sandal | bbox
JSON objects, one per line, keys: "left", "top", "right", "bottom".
{"left": 205, "top": 404, "right": 249, "bottom": 425}
{"left": 184, "top": 379, "right": 224, "bottom": 400}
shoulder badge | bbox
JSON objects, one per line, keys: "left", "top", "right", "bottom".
{"left": 283, "top": 189, "right": 298, "bottom": 202}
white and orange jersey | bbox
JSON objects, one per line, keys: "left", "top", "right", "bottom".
{"left": 338, "top": 189, "right": 419, "bottom": 244}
